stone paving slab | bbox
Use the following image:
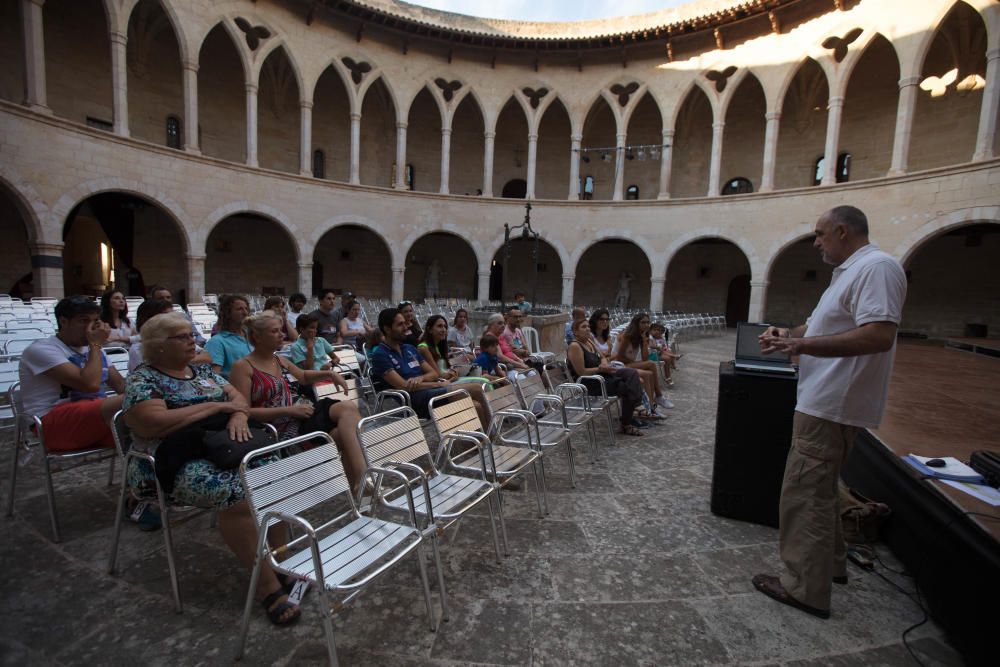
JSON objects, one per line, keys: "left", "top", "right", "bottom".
{"left": 0, "top": 332, "right": 965, "bottom": 665}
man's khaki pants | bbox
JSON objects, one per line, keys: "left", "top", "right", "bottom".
{"left": 778, "top": 411, "right": 859, "bottom": 611}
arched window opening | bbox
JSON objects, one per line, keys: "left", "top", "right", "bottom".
{"left": 166, "top": 116, "right": 182, "bottom": 149}
{"left": 582, "top": 175, "right": 595, "bottom": 201}
{"left": 313, "top": 149, "right": 326, "bottom": 179}
{"left": 722, "top": 177, "right": 753, "bottom": 195}
{"left": 813, "top": 153, "right": 851, "bottom": 186}
{"left": 406, "top": 164, "right": 415, "bottom": 190}
{"left": 625, "top": 185, "right": 639, "bottom": 200}
{"left": 501, "top": 179, "right": 527, "bottom": 199}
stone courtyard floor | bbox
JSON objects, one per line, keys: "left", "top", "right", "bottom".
{"left": 1, "top": 332, "right": 964, "bottom": 666}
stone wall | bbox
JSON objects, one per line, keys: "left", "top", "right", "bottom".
{"left": 663, "top": 240, "right": 751, "bottom": 315}
{"left": 313, "top": 225, "right": 392, "bottom": 297}
{"left": 205, "top": 215, "right": 297, "bottom": 295}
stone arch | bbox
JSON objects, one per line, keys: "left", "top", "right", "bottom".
{"left": 838, "top": 30, "right": 902, "bottom": 92}
{"left": 450, "top": 91, "right": 487, "bottom": 196}
{"left": 0, "top": 177, "right": 42, "bottom": 297}
{"left": 195, "top": 19, "right": 251, "bottom": 85}
{"left": 257, "top": 44, "right": 303, "bottom": 173}
{"left": 718, "top": 66, "right": 766, "bottom": 118}
{"left": 309, "top": 57, "right": 356, "bottom": 110}
{"left": 198, "top": 21, "right": 248, "bottom": 162}
{"left": 312, "top": 221, "right": 394, "bottom": 298}
{"left": 308, "top": 215, "right": 399, "bottom": 267}
{"left": 311, "top": 60, "right": 353, "bottom": 182}
{"left": 407, "top": 86, "right": 444, "bottom": 193}
{"left": 668, "top": 77, "right": 720, "bottom": 130}
{"left": 572, "top": 236, "right": 653, "bottom": 308}
{"left": 487, "top": 235, "right": 565, "bottom": 304}
{"left": 414, "top": 80, "right": 451, "bottom": 126}
{"left": 621, "top": 92, "right": 663, "bottom": 200}
{"left": 774, "top": 57, "right": 831, "bottom": 189}
{"left": 199, "top": 202, "right": 302, "bottom": 262}
{"left": 894, "top": 206, "right": 1000, "bottom": 265}
{"left": 126, "top": 0, "right": 186, "bottom": 146}
{"left": 0, "top": 169, "right": 46, "bottom": 243}
{"left": 839, "top": 33, "right": 901, "bottom": 179}
{"left": 763, "top": 233, "right": 832, "bottom": 326}
{"left": 663, "top": 234, "right": 755, "bottom": 326}
{"left": 720, "top": 72, "right": 767, "bottom": 195}
{"left": 493, "top": 96, "right": 530, "bottom": 197}
{"left": 669, "top": 84, "right": 715, "bottom": 198}
{"left": 579, "top": 94, "right": 620, "bottom": 200}
{"left": 486, "top": 234, "right": 571, "bottom": 279}
{"left": 358, "top": 75, "right": 398, "bottom": 187}
{"left": 535, "top": 97, "right": 573, "bottom": 200}
{"left": 775, "top": 56, "right": 832, "bottom": 116}
{"left": 912, "top": 1, "right": 988, "bottom": 78}
{"left": 44, "top": 0, "right": 113, "bottom": 126}
{"left": 663, "top": 230, "right": 762, "bottom": 281}
{"left": 251, "top": 41, "right": 305, "bottom": 96}
{"left": 403, "top": 230, "right": 480, "bottom": 300}
{"left": 124, "top": 0, "right": 190, "bottom": 64}
{"left": 358, "top": 72, "right": 401, "bottom": 124}
{"left": 51, "top": 178, "right": 193, "bottom": 254}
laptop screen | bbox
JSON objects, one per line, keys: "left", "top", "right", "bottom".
{"left": 735, "top": 322, "right": 792, "bottom": 364}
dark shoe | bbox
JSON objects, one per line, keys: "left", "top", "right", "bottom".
{"left": 261, "top": 588, "right": 301, "bottom": 626}
{"left": 833, "top": 575, "right": 848, "bottom": 585}
{"left": 128, "top": 500, "right": 162, "bottom": 532}
{"left": 752, "top": 574, "right": 830, "bottom": 619}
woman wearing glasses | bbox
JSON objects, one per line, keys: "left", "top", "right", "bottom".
{"left": 613, "top": 313, "right": 674, "bottom": 412}
{"left": 588, "top": 309, "right": 613, "bottom": 355}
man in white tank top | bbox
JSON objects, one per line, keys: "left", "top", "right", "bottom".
{"left": 751, "top": 206, "right": 907, "bottom": 619}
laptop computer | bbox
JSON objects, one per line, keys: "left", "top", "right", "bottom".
{"left": 733, "top": 322, "right": 797, "bottom": 376}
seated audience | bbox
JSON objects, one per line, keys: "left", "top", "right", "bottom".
{"left": 338, "top": 299, "right": 372, "bottom": 350}
{"left": 397, "top": 301, "right": 422, "bottom": 346}
{"left": 613, "top": 313, "right": 674, "bottom": 411}
{"left": 589, "top": 309, "right": 613, "bottom": 355}
{"left": 512, "top": 291, "right": 532, "bottom": 315}
{"left": 129, "top": 299, "right": 212, "bottom": 371}
{"left": 647, "top": 321, "right": 679, "bottom": 385}
{"left": 149, "top": 284, "right": 205, "bottom": 345}
{"left": 230, "top": 311, "right": 366, "bottom": 494}
{"left": 123, "top": 312, "right": 300, "bottom": 626}
{"left": 18, "top": 296, "right": 125, "bottom": 451}
{"left": 484, "top": 313, "right": 528, "bottom": 371}
{"left": 287, "top": 313, "right": 339, "bottom": 371}
{"left": 286, "top": 292, "right": 307, "bottom": 328}
{"left": 204, "top": 294, "right": 252, "bottom": 377}
{"left": 364, "top": 327, "right": 383, "bottom": 360}
{"left": 370, "top": 308, "right": 449, "bottom": 418}
{"left": 500, "top": 306, "right": 531, "bottom": 360}
{"left": 308, "top": 289, "right": 340, "bottom": 344}
{"left": 565, "top": 307, "right": 586, "bottom": 346}
{"left": 263, "top": 296, "right": 298, "bottom": 342}
{"left": 567, "top": 318, "right": 645, "bottom": 437}
{"left": 417, "top": 315, "right": 493, "bottom": 423}
{"left": 447, "top": 308, "right": 475, "bottom": 351}
{"left": 472, "top": 334, "right": 506, "bottom": 381}
{"left": 100, "top": 289, "right": 137, "bottom": 347}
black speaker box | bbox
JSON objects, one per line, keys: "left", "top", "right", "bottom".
{"left": 711, "top": 362, "right": 798, "bottom": 527}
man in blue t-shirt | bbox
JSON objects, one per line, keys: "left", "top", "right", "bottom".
{"left": 370, "top": 308, "right": 449, "bottom": 418}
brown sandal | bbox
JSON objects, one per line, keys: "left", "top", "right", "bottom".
{"left": 751, "top": 574, "right": 830, "bottom": 619}
{"left": 621, "top": 425, "right": 643, "bottom": 436}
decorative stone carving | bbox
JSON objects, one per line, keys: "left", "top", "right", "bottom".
{"left": 342, "top": 57, "right": 372, "bottom": 84}
{"left": 434, "top": 78, "right": 462, "bottom": 101}
{"left": 705, "top": 66, "right": 737, "bottom": 92}
{"left": 234, "top": 17, "right": 271, "bottom": 51}
{"left": 609, "top": 82, "right": 639, "bottom": 106}
{"left": 521, "top": 87, "right": 549, "bottom": 109}
{"left": 822, "top": 28, "right": 863, "bottom": 63}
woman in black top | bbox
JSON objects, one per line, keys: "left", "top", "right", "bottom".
{"left": 397, "top": 301, "right": 422, "bottom": 346}
{"left": 566, "top": 318, "right": 644, "bottom": 436}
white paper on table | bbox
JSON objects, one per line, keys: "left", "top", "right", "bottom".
{"left": 910, "top": 455, "right": 981, "bottom": 478}
{"left": 940, "top": 479, "right": 1000, "bottom": 507}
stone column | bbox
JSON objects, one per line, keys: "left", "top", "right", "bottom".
{"left": 394, "top": 122, "right": 408, "bottom": 188}
{"left": 973, "top": 49, "right": 1000, "bottom": 161}
{"left": 182, "top": 60, "right": 199, "bottom": 152}
{"left": 186, "top": 254, "right": 206, "bottom": 303}
{"left": 477, "top": 270, "right": 491, "bottom": 304}
{"left": 30, "top": 242, "right": 64, "bottom": 299}
{"left": 297, "top": 262, "right": 313, "bottom": 297}
{"left": 391, "top": 266, "right": 405, "bottom": 303}
{"left": 482, "top": 130, "right": 495, "bottom": 197}
{"left": 760, "top": 112, "right": 781, "bottom": 192}
{"left": 612, "top": 133, "right": 627, "bottom": 200}
{"left": 299, "top": 100, "right": 313, "bottom": 176}
{"left": 561, "top": 273, "right": 575, "bottom": 306}
{"left": 525, "top": 132, "right": 538, "bottom": 199}
{"left": 888, "top": 77, "right": 920, "bottom": 175}
{"left": 21, "top": 0, "right": 49, "bottom": 112}
{"left": 821, "top": 96, "right": 844, "bottom": 185}
{"left": 568, "top": 133, "right": 582, "bottom": 199}
{"left": 245, "top": 82, "right": 258, "bottom": 167}
{"left": 649, "top": 277, "right": 665, "bottom": 313}
{"left": 708, "top": 122, "right": 725, "bottom": 196}
{"left": 110, "top": 29, "right": 129, "bottom": 137}
{"left": 439, "top": 126, "right": 452, "bottom": 194}
{"left": 349, "top": 112, "right": 361, "bottom": 184}
{"left": 748, "top": 280, "right": 769, "bottom": 323}
{"left": 657, "top": 129, "right": 675, "bottom": 199}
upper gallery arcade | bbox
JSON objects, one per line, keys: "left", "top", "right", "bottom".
{"left": 0, "top": 0, "right": 997, "bottom": 338}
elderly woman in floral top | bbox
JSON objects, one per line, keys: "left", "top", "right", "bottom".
{"left": 123, "top": 312, "right": 300, "bottom": 627}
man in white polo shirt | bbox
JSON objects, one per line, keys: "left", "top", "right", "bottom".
{"left": 751, "top": 205, "right": 907, "bottom": 619}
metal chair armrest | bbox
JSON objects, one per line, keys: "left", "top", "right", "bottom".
{"left": 576, "top": 374, "right": 610, "bottom": 399}
{"left": 440, "top": 431, "right": 491, "bottom": 482}
{"left": 362, "top": 466, "right": 421, "bottom": 527}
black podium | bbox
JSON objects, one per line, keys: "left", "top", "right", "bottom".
{"left": 710, "top": 362, "right": 798, "bottom": 527}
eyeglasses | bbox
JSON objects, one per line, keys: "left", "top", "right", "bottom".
{"left": 598, "top": 317, "right": 610, "bottom": 321}
{"left": 167, "top": 333, "right": 196, "bottom": 342}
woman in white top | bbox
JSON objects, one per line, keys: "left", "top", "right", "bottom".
{"left": 447, "top": 308, "right": 474, "bottom": 354}
{"left": 337, "top": 299, "right": 372, "bottom": 350}
{"left": 588, "top": 309, "right": 613, "bottom": 355}
{"left": 100, "top": 289, "right": 137, "bottom": 347}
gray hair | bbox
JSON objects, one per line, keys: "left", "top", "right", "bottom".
{"left": 141, "top": 312, "right": 192, "bottom": 365}
{"left": 484, "top": 312, "right": 505, "bottom": 333}
{"left": 825, "top": 205, "right": 868, "bottom": 236}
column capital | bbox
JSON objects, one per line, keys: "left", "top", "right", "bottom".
{"left": 484, "top": 130, "right": 496, "bottom": 140}
{"left": 182, "top": 59, "right": 199, "bottom": 73}
{"left": 827, "top": 96, "right": 845, "bottom": 108}
{"left": 350, "top": 112, "right": 362, "bottom": 121}
{"left": 986, "top": 48, "right": 1000, "bottom": 62}
{"left": 570, "top": 133, "right": 583, "bottom": 142}
{"left": 650, "top": 276, "right": 665, "bottom": 284}
{"left": 109, "top": 29, "right": 127, "bottom": 46}
{"left": 765, "top": 111, "right": 782, "bottom": 121}
{"left": 185, "top": 254, "right": 207, "bottom": 262}
{"left": 616, "top": 133, "right": 627, "bottom": 143}
{"left": 528, "top": 133, "right": 538, "bottom": 141}
{"left": 391, "top": 266, "right": 405, "bottom": 274}
{"left": 441, "top": 127, "right": 452, "bottom": 136}
{"left": 662, "top": 128, "right": 675, "bottom": 138}
{"left": 562, "top": 273, "right": 575, "bottom": 280}
{"left": 396, "top": 121, "right": 408, "bottom": 130}
{"left": 749, "top": 280, "right": 769, "bottom": 288}
{"left": 478, "top": 270, "right": 492, "bottom": 278}
{"left": 297, "top": 261, "right": 313, "bottom": 269}
{"left": 898, "top": 76, "right": 921, "bottom": 89}
{"left": 29, "top": 241, "right": 64, "bottom": 255}
{"left": 245, "top": 82, "right": 258, "bottom": 94}
{"left": 299, "top": 99, "right": 313, "bottom": 110}
{"left": 712, "top": 121, "right": 726, "bottom": 131}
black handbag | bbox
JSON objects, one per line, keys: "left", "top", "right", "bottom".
{"left": 202, "top": 426, "right": 277, "bottom": 470}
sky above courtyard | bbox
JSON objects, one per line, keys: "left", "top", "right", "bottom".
{"left": 408, "top": 0, "right": 690, "bottom": 22}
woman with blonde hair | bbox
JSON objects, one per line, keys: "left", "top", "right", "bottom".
{"left": 229, "top": 311, "right": 367, "bottom": 494}
{"left": 123, "top": 312, "right": 301, "bottom": 626}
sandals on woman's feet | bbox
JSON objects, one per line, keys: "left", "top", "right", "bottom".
{"left": 621, "top": 425, "right": 644, "bottom": 436}
{"left": 261, "top": 589, "right": 301, "bottom": 626}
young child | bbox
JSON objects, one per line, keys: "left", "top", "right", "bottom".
{"left": 473, "top": 334, "right": 505, "bottom": 381}
{"left": 648, "top": 322, "right": 679, "bottom": 386}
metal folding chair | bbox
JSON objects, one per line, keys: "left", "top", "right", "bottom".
{"left": 543, "top": 360, "right": 619, "bottom": 449}
{"left": 515, "top": 370, "right": 598, "bottom": 464}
